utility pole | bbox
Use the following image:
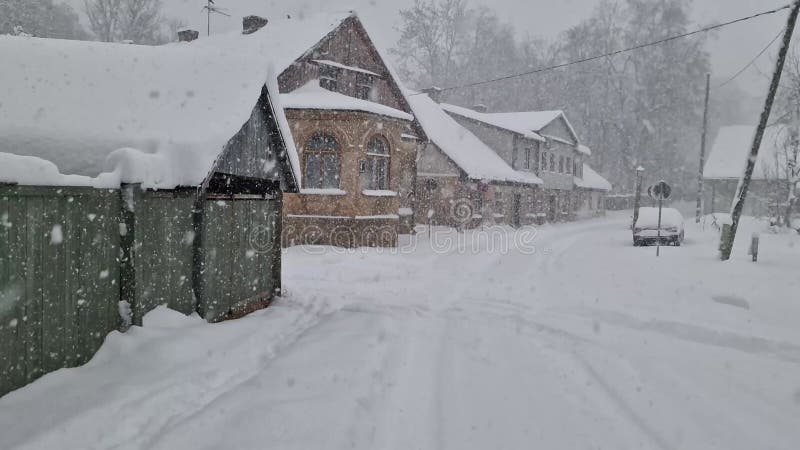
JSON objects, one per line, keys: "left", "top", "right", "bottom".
{"left": 721, "top": 0, "right": 800, "bottom": 260}
{"left": 696, "top": 73, "right": 711, "bottom": 223}
{"left": 633, "top": 166, "right": 645, "bottom": 228}
{"left": 784, "top": 94, "right": 800, "bottom": 227}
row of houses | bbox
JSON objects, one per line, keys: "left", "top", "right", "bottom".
{"left": 0, "top": 11, "right": 611, "bottom": 395}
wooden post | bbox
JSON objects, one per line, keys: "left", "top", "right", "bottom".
{"left": 191, "top": 197, "right": 206, "bottom": 318}
{"left": 696, "top": 73, "right": 711, "bottom": 223}
{"left": 722, "top": 0, "right": 800, "bottom": 260}
{"left": 119, "top": 183, "right": 138, "bottom": 328}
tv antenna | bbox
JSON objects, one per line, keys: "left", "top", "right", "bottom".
{"left": 202, "top": 0, "right": 231, "bottom": 36}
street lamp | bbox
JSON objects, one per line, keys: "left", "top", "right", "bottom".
{"left": 633, "top": 166, "right": 645, "bottom": 228}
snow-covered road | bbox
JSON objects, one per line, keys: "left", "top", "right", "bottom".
{"left": 2, "top": 213, "right": 800, "bottom": 449}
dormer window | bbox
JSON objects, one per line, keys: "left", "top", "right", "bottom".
{"left": 356, "top": 73, "right": 374, "bottom": 100}
{"left": 320, "top": 65, "right": 339, "bottom": 92}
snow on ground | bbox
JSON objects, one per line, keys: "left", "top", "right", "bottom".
{"left": 1, "top": 212, "right": 799, "bottom": 449}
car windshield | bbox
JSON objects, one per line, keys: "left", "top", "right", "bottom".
{"left": 2, "top": 1, "right": 799, "bottom": 449}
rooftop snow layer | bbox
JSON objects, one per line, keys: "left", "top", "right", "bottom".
{"left": 440, "top": 104, "right": 545, "bottom": 141}
{"left": 484, "top": 110, "right": 564, "bottom": 135}
{"left": 575, "top": 164, "right": 612, "bottom": 191}
{"left": 281, "top": 81, "right": 413, "bottom": 121}
{"left": 312, "top": 60, "right": 379, "bottom": 77}
{"left": 407, "top": 93, "right": 542, "bottom": 186}
{"left": 704, "top": 125, "right": 790, "bottom": 180}
{"left": 440, "top": 105, "right": 592, "bottom": 156}
{"left": 0, "top": 12, "right": 355, "bottom": 188}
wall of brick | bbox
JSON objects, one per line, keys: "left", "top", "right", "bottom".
{"left": 282, "top": 110, "right": 418, "bottom": 247}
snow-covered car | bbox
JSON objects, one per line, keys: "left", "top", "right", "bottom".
{"left": 633, "top": 207, "right": 685, "bottom": 246}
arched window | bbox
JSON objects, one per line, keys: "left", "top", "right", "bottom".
{"left": 363, "top": 136, "right": 390, "bottom": 190}
{"left": 304, "top": 134, "right": 340, "bottom": 189}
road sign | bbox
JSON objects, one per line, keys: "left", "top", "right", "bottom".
{"left": 648, "top": 181, "right": 672, "bottom": 201}
{"left": 647, "top": 180, "right": 671, "bottom": 257}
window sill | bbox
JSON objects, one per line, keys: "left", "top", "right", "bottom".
{"left": 300, "top": 188, "right": 347, "bottom": 196}
{"left": 362, "top": 189, "right": 397, "bottom": 197}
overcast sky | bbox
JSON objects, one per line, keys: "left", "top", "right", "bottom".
{"left": 71, "top": 0, "right": 792, "bottom": 97}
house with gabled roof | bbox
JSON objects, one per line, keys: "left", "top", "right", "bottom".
{"left": 703, "top": 125, "right": 795, "bottom": 217}
{"left": 248, "top": 12, "right": 424, "bottom": 247}
{"left": 439, "top": 103, "right": 609, "bottom": 222}
{"left": 0, "top": 21, "right": 305, "bottom": 395}
{"left": 407, "top": 93, "right": 543, "bottom": 227}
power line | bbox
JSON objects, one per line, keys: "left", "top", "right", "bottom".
{"left": 718, "top": 29, "right": 785, "bottom": 88}
{"left": 413, "top": 3, "right": 791, "bottom": 95}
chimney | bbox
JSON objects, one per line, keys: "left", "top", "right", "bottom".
{"left": 422, "top": 86, "right": 443, "bottom": 103}
{"left": 243, "top": 15, "right": 268, "bottom": 35}
{"left": 177, "top": 29, "right": 199, "bottom": 43}
{"left": 472, "top": 103, "right": 488, "bottom": 113}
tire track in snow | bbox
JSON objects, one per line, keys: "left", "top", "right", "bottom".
{"left": 119, "top": 301, "right": 345, "bottom": 450}
{"left": 452, "top": 217, "right": 677, "bottom": 450}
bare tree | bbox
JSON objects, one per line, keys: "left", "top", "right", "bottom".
{"left": 1, "top": 0, "right": 89, "bottom": 39}
{"left": 84, "top": 0, "right": 166, "bottom": 44}
{"left": 391, "top": 0, "right": 468, "bottom": 90}
{"left": 84, "top": 0, "right": 120, "bottom": 42}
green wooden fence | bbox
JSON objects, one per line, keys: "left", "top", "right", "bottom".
{"left": 0, "top": 186, "right": 122, "bottom": 395}
{"left": 202, "top": 199, "right": 281, "bottom": 320}
{"left": 0, "top": 186, "right": 282, "bottom": 397}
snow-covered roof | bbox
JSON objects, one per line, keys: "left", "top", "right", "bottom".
{"left": 440, "top": 105, "right": 594, "bottom": 156}
{"left": 281, "top": 81, "right": 413, "bottom": 121}
{"left": 0, "top": 12, "right": 360, "bottom": 189}
{"left": 440, "top": 104, "right": 545, "bottom": 141}
{"left": 575, "top": 164, "right": 612, "bottom": 191}
{"left": 407, "top": 93, "right": 542, "bottom": 186}
{"left": 312, "top": 59, "right": 379, "bottom": 77}
{"left": 487, "top": 110, "right": 563, "bottom": 134}
{"left": 704, "top": 125, "right": 791, "bottom": 180}
{"left": 0, "top": 23, "right": 316, "bottom": 188}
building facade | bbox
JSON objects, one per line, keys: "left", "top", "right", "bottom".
{"left": 439, "top": 104, "right": 609, "bottom": 223}
{"left": 408, "top": 93, "right": 543, "bottom": 229}
{"left": 275, "top": 14, "right": 423, "bottom": 247}
{"left": 703, "top": 125, "right": 795, "bottom": 219}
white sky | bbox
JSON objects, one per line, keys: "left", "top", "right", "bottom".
{"left": 70, "top": 0, "right": 792, "bottom": 96}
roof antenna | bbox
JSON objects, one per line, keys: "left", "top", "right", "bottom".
{"left": 202, "top": 0, "right": 231, "bottom": 36}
